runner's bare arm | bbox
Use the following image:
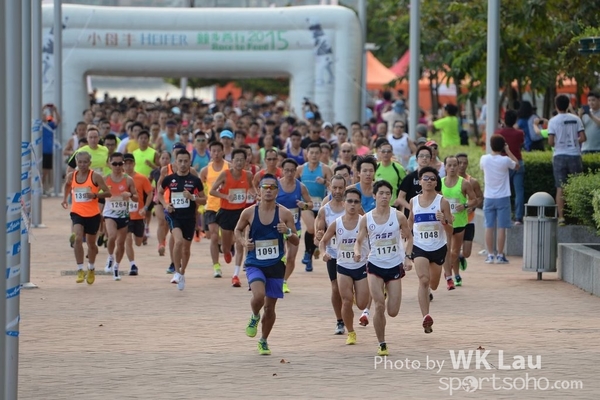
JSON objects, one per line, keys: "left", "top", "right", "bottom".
{"left": 279, "top": 207, "right": 299, "bottom": 246}
{"left": 93, "top": 173, "right": 112, "bottom": 199}
{"left": 234, "top": 208, "right": 253, "bottom": 248}
{"left": 398, "top": 211, "right": 413, "bottom": 269}
{"left": 298, "top": 183, "right": 313, "bottom": 211}
{"left": 319, "top": 220, "right": 337, "bottom": 261}
{"left": 209, "top": 171, "right": 228, "bottom": 200}
{"left": 353, "top": 216, "right": 368, "bottom": 261}
{"left": 314, "top": 207, "right": 326, "bottom": 240}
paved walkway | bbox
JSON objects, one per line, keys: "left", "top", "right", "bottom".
{"left": 17, "top": 198, "right": 600, "bottom": 399}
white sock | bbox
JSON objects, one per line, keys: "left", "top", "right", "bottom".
{"left": 108, "top": 254, "right": 114, "bottom": 261}
{"left": 88, "top": 263, "right": 95, "bottom": 270}
{"left": 362, "top": 308, "right": 369, "bottom": 315}
{"left": 113, "top": 263, "right": 119, "bottom": 271}
{"left": 130, "top": 260, "right": 136, "bottom": 267}
{"left": 77, "top": 264, "right": 84, "bottom": 271}
{"left": 234, "top": 265, "right": 240, "bottom": 277}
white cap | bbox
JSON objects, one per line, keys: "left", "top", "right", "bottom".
{"left": 322, "top": 122, "right": 333, "bottom": 129}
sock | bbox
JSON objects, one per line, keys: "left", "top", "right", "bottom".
{"left": 379, "top": 341, "right": 386, "bottom": 346}
{"left": 455, "top": 274, "right": 461, "bottom": 279}
{"left": 337, "top": 319, "right": 344, "bottom": 324}
{"left": 88, "top": 263, "right": 94, "bottom": 270}
{"left": 77, "top": 264, "right": 84, "bottom": 271}
{"left": 130, "top": 260, "right": 136, "bottom": 267}
{"left": 113, "top": 263, "right": 119, "bottom": 271}
{"left": 213, "top": 263, "right": 220, "bottom": 269}
{"left": 446, "top": 276, "right": 453, "bottom": 281}
{"left": 304, "top": 232, "right": 314, "bottom": 255}
{"left": 108, "top": 254, "right": 114, "bottom": 261}
{"left": 283, "top": 280, "right": 287, "bottom": 284}
{"left": 233, "top": 265, "right": 240, "bottom": 276}
{"left": 253, "top": 313, "right": 260, "bottom": 319}
{"left": 362, "top": 308, "right": 369, "bottom": 315}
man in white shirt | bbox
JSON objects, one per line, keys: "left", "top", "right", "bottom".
{"left": 548, "top": 94, "right": 586, "bottom": 226}
{"left": 479, "top": 134, "right": 518, "bottom": 264}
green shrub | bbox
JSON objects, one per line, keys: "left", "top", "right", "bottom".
{"left": 593, "top": 189, "right": 600, "bottom": 234}
{"left": 563, "top": 171, "right": 600, "bottom": 227}
{"left": 522, "top": 151, "right": 555, "bottom": 200}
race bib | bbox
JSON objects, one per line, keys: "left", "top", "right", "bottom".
{"left": 416, "top": 223, "right": 440, "bottom": 241}
{"left": 374, "top": 239, "right": 398, "bottom": 257}
{"left": 230, "top": 188, "right": 247, "bottom": 204}
{"left": 73, "top": 187, "right": 91, "bottom": 203}
{"left": 448, "top": 198, "right": 460, "bottom": 214}
{"left": 329, "top": 236, "right": 337, "bottom": 248}
{"left": 290, "top": 207, "right": 300, "bottom": 223}
{"left": 255, "top": 239, "right": 279, "bottom": 260}
{"left": 171, "top": 192, "right": 190, "bottom": 208}
{"left": 129, "top": 201, "right": 139, "bottom": 212}
{"left": 109, "top": 196, "right": 128, "bottom": 211}
{"left": 338, "top": 243, "right": 355, "bottom": 261}
{"left": 311, "top": 196, "right": 323, "bottom": 211}
{"left": 246, "top": 192, "right": 256, "bottom": 204}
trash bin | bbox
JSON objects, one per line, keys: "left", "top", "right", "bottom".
{"left": 523, "top": 192, "right": 557, "bottom": 280}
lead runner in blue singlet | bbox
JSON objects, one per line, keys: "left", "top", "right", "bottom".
{"left": 234, "top": 174, "right": 299, "bottom": 356}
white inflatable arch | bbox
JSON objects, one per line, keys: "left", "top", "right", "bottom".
{"left": 41, "top": 4, "right": 362, "bottom": 141}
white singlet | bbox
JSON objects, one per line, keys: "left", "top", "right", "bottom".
{"left": 335, "top": 216, "right": 369, "bottom": 270}
{"left": 324, "top": 202, "right": 346, "bottom": 258}
{"left": 411, "top": 194, "right": 447, "bottom": 251}
{"left": 366, "top": 207, "right": 404, "bottom": 269}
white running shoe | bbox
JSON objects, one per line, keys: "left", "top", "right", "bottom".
{"left": 113, "top": 270, "right": 121, "bottom": 281}
{"left": 170, "top": 272, "right": 180, "bottom": 284}
{"left": 104, "top": 259, "right": 113, "bottom": 273}
{"left": 177, "top": 274, "right": 185, "bottom": 291}
{"left": 478, "top": 249, "right": 488, "bottom": 255}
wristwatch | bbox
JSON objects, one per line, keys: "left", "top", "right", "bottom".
{"left": 406, "top": 254, "right": 414, "bottom": 260}
{"left": 286, "top": 228, "right": 293, "bottom": 236}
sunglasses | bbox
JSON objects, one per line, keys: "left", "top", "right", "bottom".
{"left": 111, "top": 162, "right": 124, "bottom": 166}
{"left": 260, "top": 184, "right": 278, "bottom": 190}
{"left": 380, "top": 149, "right": 393, "bottom": 154}
{"left": 196, "top": 138, "right": 206, "bottom": 142}
{"left": 346, "top": 199, "right": 360, "bottom": 204}
{"left": 418, "top": 154, "right": 431, "bottom": 159}
{"left": 421, "top": 176, "right": 437, "bottom": 182}
{"left": 341, "top": 150, "right": 351, "bottom": 153}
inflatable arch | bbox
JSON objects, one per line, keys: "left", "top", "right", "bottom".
{"left": 41, "top": 4, "right": 362, "bottom": 141}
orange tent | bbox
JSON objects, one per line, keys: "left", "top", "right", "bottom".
{"left": 366, "top": 51, "right": 399, "bottom": 90}
{"left": 390, "top": 50, "right": 410, "bottom": 77}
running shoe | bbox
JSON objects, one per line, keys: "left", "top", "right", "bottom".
{"left": 377, "top": 343, "right": 389, "bottom": 356}
{"left": 334, "top": 321, "right": 345, "bottom": 335}
{"left": 496, "top": 254, "right": 509, "bottom": 264}
{"left": 246, "top": 314, "right": 260, "bottom": 337}
{"left": 558, "top": 218, "right": 566, "bottom": 227}
{"left": 113, "top": 269, "right": 121, "bottom": 281}
{"left": 301, "top": 252, "right": 311, "bottom": 265}
{"left": 346, "top": 331, "right": 357, "bottom": 345}
{"left": 76, "top": 270, "right": 85, "bottom": 284}
{"left": 224, "top": 252, "right": 232, "bottom": 264}
{"left": 423, "top": 314, "right": 434, "bottom": 334}
{"left": 429, "top": 289, "right": 434, "bottom": 302}
{"left": 446, "top": 278, "right": 455, "bottom": 291}
{"left": 166, "top": 263, "right": 175, "bottom": 274}
{"left": 86, "top": 269, "right": 95, "bottom": 285}
{"left": 104, "top": 259, "right": 113, "bottom": 273}
{"left": 158, "top": 244, "right": 165, "bottom": 256}
{"left": 359, "top": 313, "right": 369, "bottom": 327}
{"left": 455, "top": 275, "right": 462, "bottom": 287}
{"left": 459, "top": 255, "right": 467, "bottom": 271}
{"left": 257, "top": 339, "right": 271, "bottom": 355}
{"left": 213, "top": 265, "right": 222, "bottom": 278}
{"left": 170, "top": 272, "right": 180, "bottom": 284}
{"left": 177, "top": 274, "right": 185, "bottom": 291}
{"left": 484, "top": 254, "right": 495, "bottom": 264}
{"left": 305, "top": 260, "right": 313, "bottom": 272}
{"left": 96, "top": 234, "right": 104, "bottom": 247}
{"left": 194, "top": 229, "right": 201, "bottom": 242}
{"left": 282, "top": 282, "right": 290, "bottom": 293}
{"left": 129, "top": 265, "right": 138, "bottom": 276}
{"left": 69, "top": 233, "right": 75, "bottom": 248}
{"left": 232, "top": 275, "right": 241, "bottom": 287}
{"left": 313, "top": 248, "right": 320, "bottom": 260}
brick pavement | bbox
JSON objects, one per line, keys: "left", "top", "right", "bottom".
{"left": 17, "top": 198, "right": 600, "bottom": 399}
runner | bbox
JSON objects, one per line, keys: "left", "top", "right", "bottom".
{"left": 314, "top": 175, "right": 346, "bottom": 334}
{"left": 235, "top": 174, "right": 299, "bottom": 355}
{"left": 319, "top": 187, "right": 370, "bottom": 345}
{"left": 210, "top": 148, "right": 254, "bottom": 282}
{"left": 456, "top": 153, "right": 483, "bottom": 270}
{"left": 103, "top": 152, "right": 139, "bottom": 281}
{"left": 408, "top": 166, "right": 452, "bottom": 333}
{"left": 297, "top": 143, "right": 333, "bottom": 271}
{"left": 200, "top": 141, "right": 230, "bottom": 279}
{"left": 441, "top": 156, "right": 476, "bottom": 287}
{"left": 275, "top": 158, "right": 313, "bottom": 293}
{"left": 354, "top": 180, "right": 413, "bottom": 356}
{"left": 252, "top": 148, "right": 283, "bottom": 189}
{"left": 61, "top": 151, "right": 111, "bottom": 284}
{"left": 123, "top": 153, "right": 153, "bottom": 276}
{"left": 159, "top": 149, "right": 206, "bottom": 290}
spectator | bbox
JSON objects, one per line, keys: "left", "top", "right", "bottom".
{"left": 42, "top": 104, "right": 61, "bottom": 195}
{"left": 517, "top": 101, "right": 544, "bottom": 151}
{"left": 579, "top": 91, "right": 600, "bottom": 154}
{"left": 496, "top": 110, "right": 525, "bottom": 224}
{"left": 548, "top": 94, "right": 586, "bottom": 226}
{"left": 432, "top": 104, "right": 460, "bottom": 148}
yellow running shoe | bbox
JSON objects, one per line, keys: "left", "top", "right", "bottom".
{"left": 283, "top": 282, "right": 290, "bottom": 293}
{"left": 257, "top": 340, "right": 271, "bottom": 355}
{"left": 76, "top": 270, "right": 85, "bottom": 283}
{"left": 346, "top": 331, "right": 357, "bottom": 345}
{"left": 86, "top": 269, "right": 95, "bottom": 285}
{"left": 246, "top": 314, "right": 260, "bottom": 337}
{"left": 377, "top": 343, "right": 389, "bottom": 356}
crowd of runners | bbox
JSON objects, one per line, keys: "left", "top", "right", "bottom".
{"left": 53, "top": 93, "right": 485, "bottom": 356}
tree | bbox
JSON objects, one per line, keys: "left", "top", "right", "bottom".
{"left": 165, "top": 77, "right": 290, "bottom": 97}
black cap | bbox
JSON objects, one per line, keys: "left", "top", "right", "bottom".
{"left": 123, "top": 153, "right": 135, "bottom": 162}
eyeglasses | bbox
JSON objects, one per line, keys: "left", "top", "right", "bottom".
{"left": 260, "top": 184, "right": 278, "bottom": 190}
{"left": 346, "top": 199, "right": 360, "bottom": 204}
{"left": 380, "top": 149, "right": 393, "bottom": 154}
{"left": 196, "top": 138, "right": 206, "bottom": 142}
{"left": 395, "top": 125, "right": 405, "bottom": 129}
{"left": 421, "top": 175, "right": 437, "bottom": 182}
{"left": 233, "top": 158, "right": 245, "bottom": 163}
{"left": 111, "top": 161, "right": 124, "bottom": 166}
{"left": 418, "top": 154, "right": 431, "bottom": 159}
{"left": 341, "top": 150, "right": 351, "bottom": 153}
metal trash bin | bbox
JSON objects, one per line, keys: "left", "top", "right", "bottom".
{"left": 523, "top": 192, "right": 557, "bottom": 280}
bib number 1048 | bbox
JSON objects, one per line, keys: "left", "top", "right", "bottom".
{"left": 419, "top": 231, "right": 439, "bottom": 239}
